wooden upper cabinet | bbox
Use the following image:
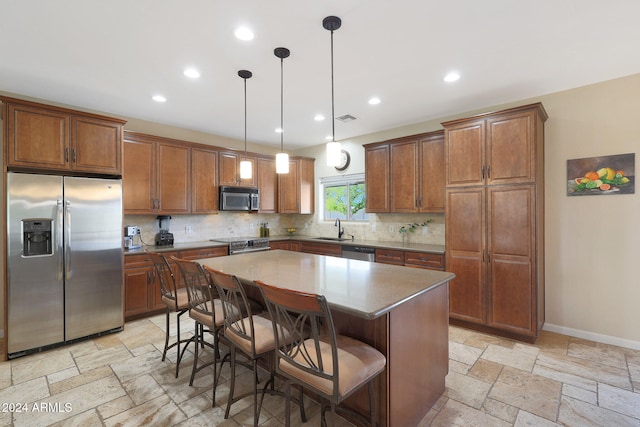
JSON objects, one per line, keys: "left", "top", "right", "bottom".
{"left": 364, "top": 143, "right": 390, "bottom": 213}
{"left": 70, "top": 116, "right": 122, "bottom": 174}
{"left": 123, "top": 137, "right": 156, "bottom": 214}
{"left": 2, "top": 97, "right": 125, "bottom": 175}
{"left": 257, "top": 157, "right": 277, "bottom": 213}
{"left": 419, "top": 133, "right": 446, "bottom": 212}
{"left": 156, "top": 142, "right": 190, "bottom": 214}
{"left": 390, "top": 140, "right": 419, "bottom": 212}
{"left": 444, "top": 103, "right": 548, "bottom": 188}
{"left": 278, "top": 156, "right": 315, "bottom": 214}
{"left": 365, "top": 130, "right": 444, "bottom": 213}
{"left": 219, "top": 150, "right": 257, "bottom": 187}
{"left": 191, "top": 147, "right": 218, "bottom": 214}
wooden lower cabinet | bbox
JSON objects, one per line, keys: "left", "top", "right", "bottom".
{"left": 376, "top": 248, "right": 444, "bottom": 271}
{"left": 298, "top": 241, "right": 342, "bottom": 257}
{"left": 269, "top": 240, "right": 291, "bottom": 251}
{"left": 124, "top": 246, "right": 228, "bottom": 320}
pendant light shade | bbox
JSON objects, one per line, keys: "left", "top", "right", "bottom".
{"left": 323, "top": 16, "right": 342, "bottom": 167}
{"left": 274, "top": 47, "right": 290, "bottom": 174}
{"left": 238, "top": 69, "right": 253, "bottom": 180}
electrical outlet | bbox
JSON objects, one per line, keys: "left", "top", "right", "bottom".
{"left": 422, "top": 226, "right": 429, "bottom": 235}
{"left": 389, "top": 225, "right": 394, "bottom": 233}
{"left": 249, "top": 223, "right": 255, "bottom": 230}
{"left": 185, "top": 226, "right": 192, "bottom": 234}
{"left": 371, "top": 223, "right": 377, "bottom": 232}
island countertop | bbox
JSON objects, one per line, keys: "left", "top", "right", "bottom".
{"left": 197, "top": 249, "right": 454, "bottom": 320}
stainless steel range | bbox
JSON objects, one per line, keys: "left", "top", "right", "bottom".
{"left": 210, "top": 237, "right": 271, "bottom": 255}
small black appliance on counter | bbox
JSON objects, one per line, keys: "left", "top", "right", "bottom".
{"left": 155, "top": 215, "right": 174, "bottom": 246}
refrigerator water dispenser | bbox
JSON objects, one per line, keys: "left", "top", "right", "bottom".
{"left": 22, "top": 218, "right": 53, "bottom": 256}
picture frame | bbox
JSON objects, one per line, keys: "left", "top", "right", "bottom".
{"left": 567, "top": 153, "right": 635, "bottom": 196}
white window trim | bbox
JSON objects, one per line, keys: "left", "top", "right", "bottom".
{"left": 319, "top": 173, "right": 367, "bottom": 222}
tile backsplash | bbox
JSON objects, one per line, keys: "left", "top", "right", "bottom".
{"left": 124, "top": 212, "right": 445, "bottom": 246}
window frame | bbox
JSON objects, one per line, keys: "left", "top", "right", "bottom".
{"left": 320, "top": 173, "right": 369, "bottom": 222}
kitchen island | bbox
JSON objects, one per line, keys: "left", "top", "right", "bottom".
{"left": 197, "top": 250, "right": 454, "bottom": 427}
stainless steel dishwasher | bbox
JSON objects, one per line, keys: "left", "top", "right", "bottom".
{"left": 341, "top": 245, "right": 376, "bottom": 262}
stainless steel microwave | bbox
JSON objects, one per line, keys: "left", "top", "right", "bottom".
{"left": 219, "top": 186, "right": 260, "bottom": 212}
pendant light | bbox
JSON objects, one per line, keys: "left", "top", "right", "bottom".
{"left": 323, "top": 16, "right": 342, "bottom": 167}
{"left": 238, "top": 70, "right": 253, "bottom": 180}
{"left": 274, "top": 47, "right": 290, "bottom": 174}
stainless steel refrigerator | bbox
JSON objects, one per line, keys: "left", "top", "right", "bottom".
{"left": 7, "top": 172, "right": 123, "bottom": 358}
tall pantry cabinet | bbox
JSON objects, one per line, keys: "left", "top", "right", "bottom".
{"left": 443, "top": 103, "right": 547, "bottom": 342}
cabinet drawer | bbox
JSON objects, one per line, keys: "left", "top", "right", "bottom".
{"left": 269, "top": 241, "right": 291, "bottom": 251}
{"left": 179, "top": 246, "right": 228, "bottom": 260}
{"left": 124, "top": 254, "right": 152, "bottom": 269}
{"left": 375, "top": 249, "right": 404, "bottom": 265}
{"left": 404, "top": 252, "right": 444, "bottom": 270}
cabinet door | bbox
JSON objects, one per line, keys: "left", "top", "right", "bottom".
{"left": 375, "top": 248, "right": 404, "bottom": 265}
{"left": 6, "top": 102, "right": 70, "bottom": 170}
{"left": 124, "top": 266, "right": 152, "bottom": 318}
{"left": 299, "top": 242, "right": 342, "bottom": 257}
{"left": 123, "top": 138, "right": 156, "bottom": 214}
{"left": 365, "top": 144, "right": 390, "bottom": 212}
{"left": 487, "top": 185, "right": 535, "bottom": 334}
{"left": 419, "top": 134, "right": 445, "bottom": 212}
{"left": 446, "top": 187, "right": 486, "bottom": 323}
{"left": 445, "top": 120, "right": 485, "bottom": 187}
{"left": 257, "top": 157, "right": 277, "bottom": 213}
{"left": 269, "top": 241, "right": 291, "bottom": 251}
{"left": 219, "top": 151, "right": 240, "bottom": 186}
{"left": 157, "top": 142, "right": 191, "bottom": 214}
{"left": 390, "top": 140, "right": 419, "bottom": 212}
{"left": 299, "top": 158, "right": 315, "bottom": 214}
{"left": 192, "top": 147, "right": 218, "bottom": 214}
{"left": 71, "top": 116, "right": 122, "bottom": 175}
{"left": 239, "top": 155, "right": 257, "bottom": 187}
{"left": 486, "top": 110, "right": 536, "bottom": 185}
{"left": 278, "top": 159, "right": 299, "bottom": 213}
{"left": 404, "top": 252, "right": 445, "bottom": 271}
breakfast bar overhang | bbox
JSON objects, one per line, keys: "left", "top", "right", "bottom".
{"left": 197, "top": 250, "right": 454, "bottom": 427}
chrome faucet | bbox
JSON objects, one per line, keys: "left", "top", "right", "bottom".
{"left": 335, "top": 218, "right": 344, "bottom": 239}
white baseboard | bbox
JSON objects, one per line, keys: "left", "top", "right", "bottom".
{"left": 543, "top": 323, "right": 640, "bottom": 351}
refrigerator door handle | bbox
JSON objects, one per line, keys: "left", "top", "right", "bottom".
{"left": 57, "top": 200, "right": 64, "bottom": 280}
{"left": 65, "top": 200, "right": 72, "bottom": 279}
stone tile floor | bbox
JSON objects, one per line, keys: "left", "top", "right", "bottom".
{"left": 0, "top": 314, "right": 639, "bottom": 426}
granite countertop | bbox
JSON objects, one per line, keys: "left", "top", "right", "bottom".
{"left": 198, "top": 250, "right": 454, "bottom": 320}
{"left": 125, "top": 235, "right": 445, "bottom": 255}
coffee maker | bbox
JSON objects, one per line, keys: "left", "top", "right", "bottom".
{"left": 124, "top": 225, "right": 142, "bottom": 250}
{"left": 155, "top": 215, "right": 174, "bottom": 246}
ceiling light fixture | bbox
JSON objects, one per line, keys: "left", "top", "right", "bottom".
{"left": 152, "top": 95, "right": 166, "bottom": 103}
{"left": 234, "top": 27, "right": 255, "bottom": 41}
{"left": 323, "top": 15, "right": 342, "bottom": 167}
{"left": 444, "top": 71, "right": 461, "bottom": 82}
{"left": 183, "top": 68, "right": 200, "bottom": 79}
{"left": 238, "top": 70, "right": 253, "bottom": 180}
{"left": 368, "top": 96, "right": 381, "bottom": 105}
{"left": 314, "top": 114, "right": 325, "bottom": 121}
{"left": 274, "top": 47, "right": 290, "bottom": 174}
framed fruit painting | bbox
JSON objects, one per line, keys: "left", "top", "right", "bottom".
{"left": 567, "top": 153, "right": 634, "bottom": 196}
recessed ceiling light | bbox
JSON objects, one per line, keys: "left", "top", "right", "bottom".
{"left": 444, "top": 72, "right": 461, "bottom": 83}
{"left": 314, "top": 114, "right": 325, "bottom": 121}
{"left": 325, "top": 135, "right": 333, "bottom": 140}
{"left": 183, "top": 68, "right": 200, "bottom": 79}
{"left": 235, "top": 26, "right": 255, "bottom": 41}
{"left": 152, "top": 95, "right": 167, "bottom": 103}
{"left": 275, "top": 128, "right": 283, "bottom": 133}
{"left": 368, "top": 97, "right": 381, "bottom": 105}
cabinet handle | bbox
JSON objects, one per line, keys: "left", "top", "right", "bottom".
{"left": 487, "top": 165, "right": 491, "bottom": 179}
{"left": 72, "top": 149, "right": 77, "bottom": 163}
{"left": 65, "top": 148, "right": 69, "bottom": 162}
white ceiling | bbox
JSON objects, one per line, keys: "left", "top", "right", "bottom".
{"left": 2, "top": 0, "right": 640, "bottom": 150}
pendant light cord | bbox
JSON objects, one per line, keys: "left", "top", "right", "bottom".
{"left": 330, "top": 28, "right": 336, "bottom": 143}
{"left": 280, "top": 57, "right": 284, "bottom": 152}
{"left": 244, "top": 77, "right": 248, "bottom": 155}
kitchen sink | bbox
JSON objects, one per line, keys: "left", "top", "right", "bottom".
{"left": 313, "top": 237, "right": 352, "bottom": 241}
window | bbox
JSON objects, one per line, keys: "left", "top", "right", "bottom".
{"left": 321, "top": 174, "right": 369, "bottom": 221}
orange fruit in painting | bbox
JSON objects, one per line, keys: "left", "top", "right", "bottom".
{"left": 584, "top": 171, "right": 599, "bottom": 181}
{"left": 616, "top": 170, "right": 625, "bottom": 177}
{"left": 600, "top": 184, "right": 611, "bottom": 190}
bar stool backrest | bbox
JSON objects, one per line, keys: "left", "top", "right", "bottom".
{"left": 172, "top": 257, "right": 216, "bottom": 322}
